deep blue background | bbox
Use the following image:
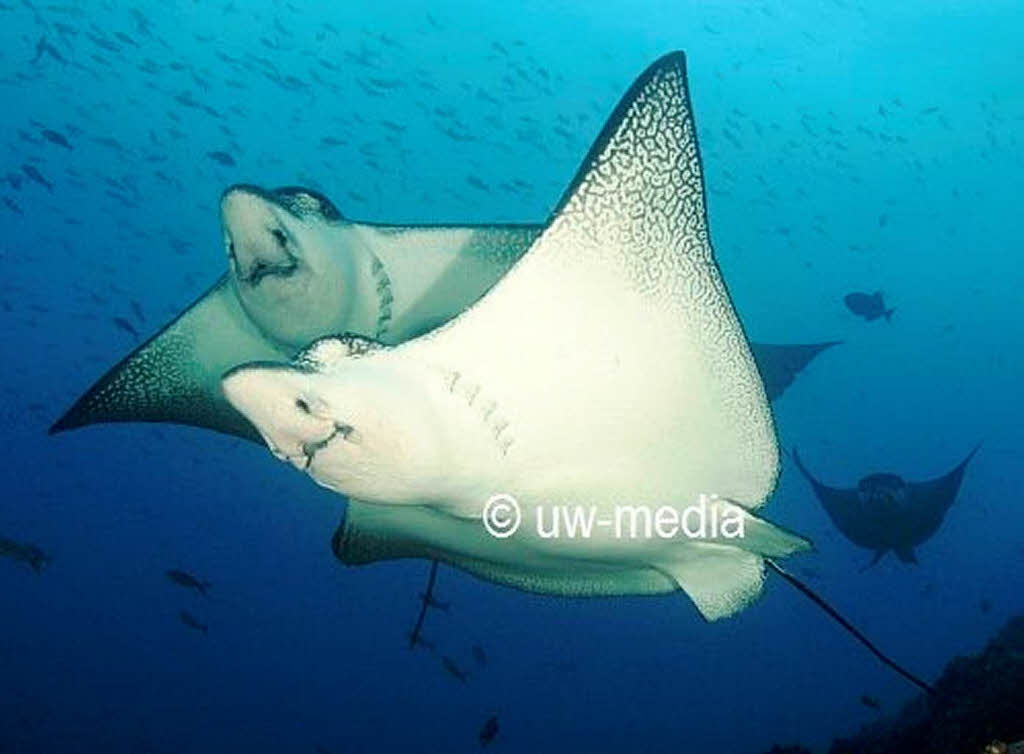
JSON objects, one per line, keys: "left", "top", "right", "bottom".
{"left": 2, "top": 1, "right": 1021, "bottom": 752}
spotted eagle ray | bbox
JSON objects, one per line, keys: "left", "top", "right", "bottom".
{"left": 221, "top": 53, "right": 932, "bottom": 692}
{"left": 50, "top": 193, "right": 834, "bottom": 441}
{"left": 792, "top": 446, "right": 979, "bottom": 566}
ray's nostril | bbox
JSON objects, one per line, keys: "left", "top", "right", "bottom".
{"left": 295, "top": 398, "right": 310, "bottom": 414}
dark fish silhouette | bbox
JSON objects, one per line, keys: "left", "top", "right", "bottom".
{"left": 792, "top": 446, "right": 979, "bottom": 566}
{"left": 750, "top": 341, "right": 841, "bottom": 401}
{"left": 113, "top": 316, "right": 139, "bottom": 339}
{"left": 21, "top": 165, "right": 53, "bottom": 192}
{"left": 31, "top": 36, "right": 66, "bottom": 65}
{"left": 40, "top": 129, "right": 72, "bottom": 150}
{"left": 207, "top": 151, "right": 236, "bottom": 167}
{"left": 478, "top": 715, "right": 499, "bottom": 746}
{"left": 844, "top": 291, "right": 895, "bottom": 322}
{"left": 178, "top": 610, "right": 208, "bottom": 634}
{"left": 860, "top": 694, "right": 881, "bottom": 711}
{"left": 471, "top": 644, "right": 487, "bottom": 667}
{"left": 0, "top": 537, "right": 50, "bottom": 573}
{"left": 441, "top": 656, "right": 468, "bottom": 682}
{"left": 166, "top": 569, "right": 210, "bottom": 596}
{"left": 3, "top": 197, "right": 22, "bottom": 215}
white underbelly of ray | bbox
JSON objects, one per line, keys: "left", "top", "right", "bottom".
{"left": 407, "top": 235, "right": 777, "bottom": 522}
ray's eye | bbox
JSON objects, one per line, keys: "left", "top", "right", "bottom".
{"left": 271, "top": 228, "right": 287, "bottom": 247}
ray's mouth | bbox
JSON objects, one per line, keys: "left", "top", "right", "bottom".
{"left": 230, "top": 245, "right": 301, "bottom": 286}
{"left": 240, "top": 256, "right": 300, "bottom": 286}
{"left": 294, "top": 422, "right": 356, "bottom": 471}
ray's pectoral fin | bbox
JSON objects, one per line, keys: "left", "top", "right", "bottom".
{"left": 905, "top": 443, "right": 980, "bottom": 540}
{"left": 50, "top": 277, "right": 288, "bottom": 443}
{"left": 656, "top": 502, "right": 812, "bottom": 621}
{"left": 750, "top": 341, "right": 842, "bottom": 402}
{"left": 656, "top": 549, "right": 767, "bottom": 621}
{"left": 859, "top": 550, "right": 887, "bottom": 571}
{"left": 894, "top": 547, "right": 918, "bottom": 564}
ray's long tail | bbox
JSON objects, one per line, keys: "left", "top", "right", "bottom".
{"left": 765, "top": 558, "right": 934, "bottom": 694}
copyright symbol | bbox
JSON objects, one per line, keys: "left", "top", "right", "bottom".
{"left": 483, "top": 493, "right": 521, "bottom": 538}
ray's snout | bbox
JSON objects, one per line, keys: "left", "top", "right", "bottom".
{"left": 221, "top": 365, "right": 335, "bottom": 466}
{"left": 220, "top": 186, "right": 295, "bottom": 284}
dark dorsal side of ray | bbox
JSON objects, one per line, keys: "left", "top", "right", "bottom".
{"left": 898, "top": 444, "right": 980, "bottom": 548}
{"left": 791, "top": 448, "right": 885, "bottom": 550}
{"left": 750, "top": 341, "right": 841, "bottom": 401}
{"left": 792, "top": 446, "right": 980, "bottom": 564}
{"left": 49, "top": 277, "right": 279, "bottom": 443}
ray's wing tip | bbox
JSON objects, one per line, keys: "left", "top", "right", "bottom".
{"left": 641, "top": 51, "right": 688, "bottom": 86}
{"left": 654, "top": 49, "right": 687, "bottom": 67}
{"left": 48, "top": 409, "right": 81, "bottom": 435}
{"left": 960, "top": 441, "right": 982, "bottom": 468}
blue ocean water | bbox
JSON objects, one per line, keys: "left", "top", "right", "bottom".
{"left": 2, "top": 1, "right": 1022, "bottom": 752}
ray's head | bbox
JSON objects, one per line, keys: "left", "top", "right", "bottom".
{"left": 857, "top": 473, "right": 908, "bottom": 509}
{"left": 220, "top": 184, "right": 357, "bottom": 349}
{"left": 221, "top": 338, "right": 447, "bottom": 504}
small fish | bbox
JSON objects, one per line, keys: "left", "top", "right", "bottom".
{"left": 3, "top": 197, "right": 22, "bottom": 215}
{"left": 843, "top": 291, "right": 895, "bottom": 322}
{"left": 41, "top": 129, "right": 72, "bottom": 149}
{"left": 0, "top": 537, "right": 50, "bottom": 573}
{"left": 471, "top": 644, "right": 487, "bottom": 666}
{"left": 478, "top": 715, "right": 499, "bottom": 746}
{"left": 859, "top": 694, "right": 881, "bottom": 711}
{"left": 466, "top": 175, "right": 489, "bottom": 191}
{"left": 441, "top": 656, "right": 468, "bottom": 682}
{"left": 130, "top": 299, "right": 145, "bottom": 323}
{"left": 207, "top": 151, "right": 236, "bottom": 167}
{"left": 31, "top": 36, "right": 66, "bottom": 65}
{"left": 178, "top": 610, "right": 208, "bottom": 634}
{"left": 113, "top": 316, "right": 139, "bottom": 339}
{"left": 979, "top": 597, "right": 992, "bottom": 614}
{"left": 166, "top": 569, "right": 210, "bottom": 596}
{"left": 21, "top": 164, "right": 53, "bottom": 192}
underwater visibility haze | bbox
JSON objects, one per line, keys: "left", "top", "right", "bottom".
{"left": 2, "top": 1, "right": 1022, "bottom": 753}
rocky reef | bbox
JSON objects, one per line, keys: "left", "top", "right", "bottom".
{"left": 760, "top": 616, "right": 1024, "bottom": 754}
{"left": 831, "top": 615, "right": 1024, "bottom": 754}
